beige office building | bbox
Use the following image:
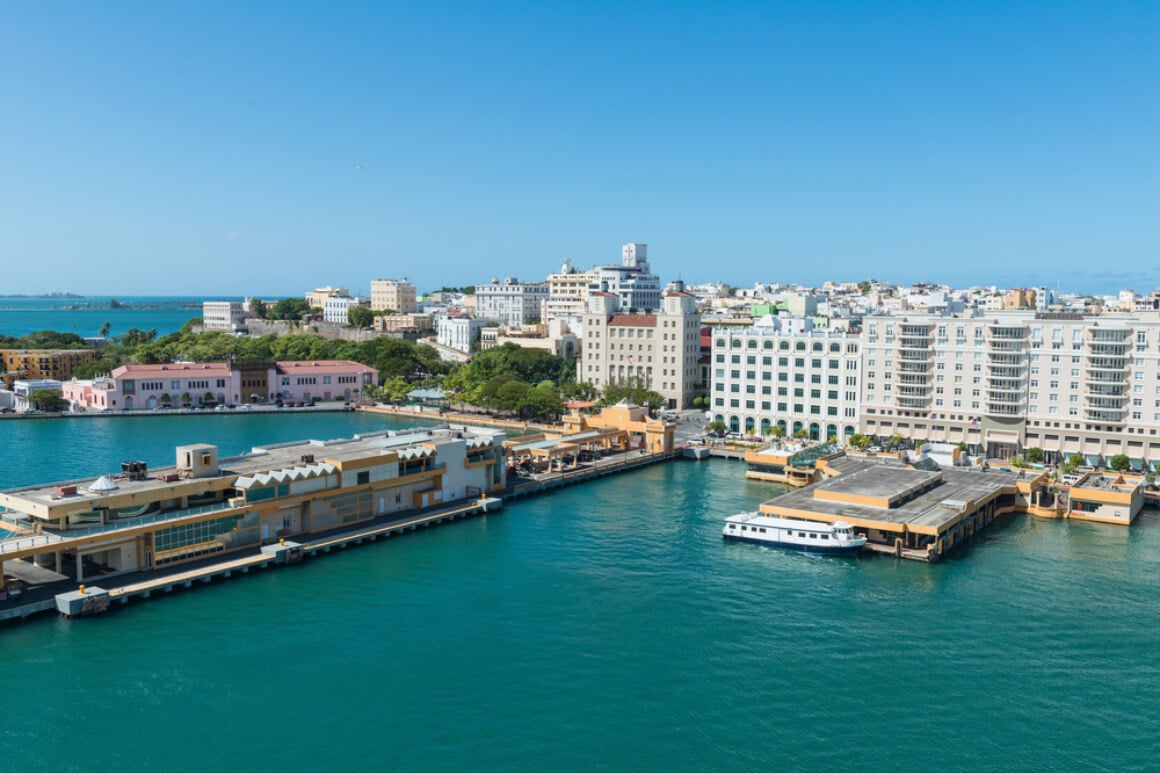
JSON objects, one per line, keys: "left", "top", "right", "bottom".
{"left": 370, "top": 279, "right": 417, "bottom": 314}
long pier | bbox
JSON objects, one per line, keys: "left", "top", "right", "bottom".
{"left": 1, "top": 451, "right": 677, "bottom": 626}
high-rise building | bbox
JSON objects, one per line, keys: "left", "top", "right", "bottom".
{"left": 858, "top": 310, "right": 1160, "bottom": 466}
{"left": 579, "top": 289, "right": 700, "bottom": 409}
{"left": 708, "top": 317, "right": 861, "bottom": 439}
{"left": 474, "top": 277, "right": 549, "bottom": 326}
{"left": 586, "top": 243, "right": 662, "bottom": 312}
{"left": 370, "top": 279, "right": 417, "bottom": 314}
{"left": 542, "top": 258, "right": 598, "bottom": 332}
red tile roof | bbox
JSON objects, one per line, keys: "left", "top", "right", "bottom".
{"left": 275, "top": 360, "right": 376, "bottom": 373}
{"left": 113, "top": 363, "right": 233, "bottom": 378}
{"left": 609, "top": 314, "right": 657, "bottom": 327}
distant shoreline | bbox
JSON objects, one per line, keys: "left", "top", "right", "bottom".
{"left": 0, "top": 293, "right": 85, "bottom": 299}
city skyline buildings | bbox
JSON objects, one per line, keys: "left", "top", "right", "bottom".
{"left": 1, "top": 3, "right": 1156, "bottom": 297}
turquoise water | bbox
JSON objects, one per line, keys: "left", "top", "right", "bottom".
{"left": 0, "top": 296, "right": 234, "bottom": 339}
{"left": 2, "top": 413, "right": 1160, "bottom": 770}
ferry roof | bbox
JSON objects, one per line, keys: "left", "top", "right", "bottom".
{"left": 764, "top": 461, "right": 1025, "bottom": 533}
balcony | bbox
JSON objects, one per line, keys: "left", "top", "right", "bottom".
{"left": 1084, "top": 372, "right": 1127, "bottom": 385}
{"left": 1085, "top": 395, "right": 1127, "bottom": 409}
{"left": 1085, "top": 408, "right": 1125, "bottom": 423}
{"left": 897, "top": 385, "right": 930, "bottom": 397}
{"left": 898, "top": 362, "right": 933, "bottom": 374}
{"left": 1086, "top": 341, "right": 1128, "bottom": 354}
{"left": 987, "top": 325, "right": 1030, "bottom": 340}
{"left": 1086, "top": 328, "right": 1130, "bottom": 343}
{"left": 897, "top": 396, "right": 931, "bottom": 409}
{"left": 985, "top": 404, "right": 1022, "bottom": 417}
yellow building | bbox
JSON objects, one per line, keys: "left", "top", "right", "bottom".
{"left": 1066, "top": 473, "right": 1144, "bottom": 524}
{"left": 1, "top": 349, "right": 95, "bottom": 383}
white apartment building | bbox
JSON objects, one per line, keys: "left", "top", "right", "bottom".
{"left": 323, "top": 295, "right": 370, "bottom": 324}
{"left": 579, "top": 290, "right": 700, "bottom": 409}
{"left": 202, "top": 301, "right": 252, "bottom": 333}
{"left": 475, "top": 277, "right": 549, "bottom": 326}
{"left": 587, "top": 243, "right": 662, "bottom": 312}
{"left": 370, "top": 279, "right": 417, "bottom": 314}
{"left": 709, "top": 318, "right": 861, "bottom": 440}
{"left": 859, "top": 311, "right": 1160, "bottom": 467}
{"left": 438, "top": 317, "right": 486, "bottom": 354}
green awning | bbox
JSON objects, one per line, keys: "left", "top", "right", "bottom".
{"left": 1084, "top": 454, "right": 1102, "bottom": 468}
{"left": 1129, "top": 458, "right": 1145, "bottom": 472}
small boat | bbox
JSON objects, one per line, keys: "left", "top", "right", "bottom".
{"left": 722, "top": 512, "right": 866, "bottom": 556}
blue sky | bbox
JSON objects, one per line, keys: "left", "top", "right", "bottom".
{"left": 1, "top": 1, "right": 1157, "bottom": 297}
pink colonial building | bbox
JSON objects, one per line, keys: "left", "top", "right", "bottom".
{"left": 271, "top": 360, "right": 378, "bottom": 403}
{"left": 62, "top": 360, "right": 377, "bottom": 411}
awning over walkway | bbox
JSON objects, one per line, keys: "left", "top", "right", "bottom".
{"left": 1084, "top": 454, "right": 1103, "bottom": 468}
{"left": 1129, "top": 457, "right": 1145, "bottom": 472}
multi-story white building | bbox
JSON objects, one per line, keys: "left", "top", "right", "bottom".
{"left": 370, "top": 279, "right": 417, "bottom": 314}
{"left": 709, "top": 318, "right": 861, "bottom": 440}
{"left": 859, "top": 310, "right": 1160, "bottom": 467}
{"left": 322, "top": 295, "right": 369, "bottom": 324}
{"left": 202, "top": 300, "right": 252, "bottom": 333}
{"left": 438, "top": 317, "right": 487, "bottom": 354}
{"left": 579, "top": 289, "right": 700, "bottom": 409}
{"left": 587, "top": 243, "right": 662, "bottom": 313}
{"left": 474, "top": 277, "right": 550, "bottom": 326}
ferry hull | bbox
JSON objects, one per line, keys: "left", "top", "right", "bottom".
{"left": 722, "top": 533, "right": 864, "bottom": 556}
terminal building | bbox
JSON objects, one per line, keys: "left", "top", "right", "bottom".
{"left": 0, "top": 426, "right": 507, "bottom": 587}
{"left": 759, "top": 456, "right": 1041, "bottom": 561}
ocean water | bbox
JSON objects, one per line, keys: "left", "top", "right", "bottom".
{"left": 0, "top": 296, "right": 233, "bottom": 339}
{"left": 2, "top": 413, "right": 1159, "bottom": 770}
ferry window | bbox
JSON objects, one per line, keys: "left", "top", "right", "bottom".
{"left": 357, "top": 471, "right": 370, "bottom": 485}
{"left": 798, "top": 532, "right": 806, "bottom": 537}
{"left": 760, "top": 528, "right": 766, "bottom": 533}
{"left": 809, "top": 533, "right": 817, "bottom": 539}
{"left": 741, "top": 526, "right": 747, "bottom": 531}
{"left": 821, "top": 534, "right": 829, "bottom": 539}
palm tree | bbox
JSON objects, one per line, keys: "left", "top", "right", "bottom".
{"left": 99, "top": 321, "right": 111, "bottom": 338}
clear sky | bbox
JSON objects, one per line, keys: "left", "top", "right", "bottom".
{"left": 2, "top": 1, "right": 1157, "bottom": 297}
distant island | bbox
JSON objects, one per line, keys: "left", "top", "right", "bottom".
{"left": 0, "top": 292, "right": 85, "bottom": 299}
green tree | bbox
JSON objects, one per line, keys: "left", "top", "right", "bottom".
{"left": 1025, "top": 447, "right": 1044, "bottom": 463}
{"left": 793, "top": 428, "right": 809, "bottom": 440}
{"left": 249, "top": 298, "right": 268, "bottom": 319}
{"left": 848, "top": 433, "right": 871, "bottom": 449}
{"left": 347, "top": 306, "right": 374, "bottom": 328}
{"left": 1109, "top": 454, "right": 1131, "bottom": 472}
{"left": 119, "top": 328, "right": 157, "bottom": 347}
{"left": 268, "top": 298, "right": 311, "bottom": 320}
{"left": 29, "top": 389, "right": 68, "bottom": 412}
{"left": 706, "top": 420, "right": 727, "bottom": 436}
{"left": 600, "top": 379, "right": 665, "bottom": 413}
{"left": 771, "top": 425, "right": 787, "bottom": 440}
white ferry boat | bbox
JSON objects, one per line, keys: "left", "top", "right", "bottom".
{"left": 722, "top": 512, "right": 866, "bottom": 556}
